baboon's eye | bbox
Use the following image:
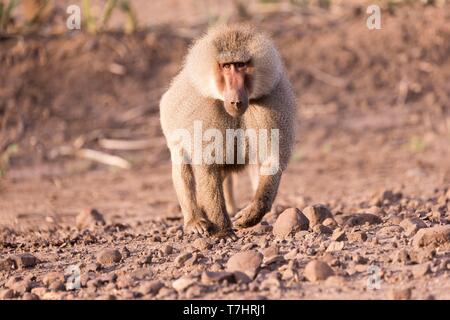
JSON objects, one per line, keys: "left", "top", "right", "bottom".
{"left": 222, "top": 63, "right": 231, "bottom": 69}
{"left": 235, "top": 62, "right": 246, "bottom": 69}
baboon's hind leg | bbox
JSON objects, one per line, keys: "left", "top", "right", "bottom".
{"left": 223, "top": 174, "right": 237, "bottom": 217}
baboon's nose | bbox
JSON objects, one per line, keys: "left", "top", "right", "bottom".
{"left": 231, "top": 101, "right": 242, "bottom": 109}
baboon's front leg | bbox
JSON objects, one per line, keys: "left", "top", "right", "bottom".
{"left": 233, "top": 170, "right": 282, "bottom": 228}
{"left": 194, "top": 166, "right": 237, "bottom": 239}
{"left": 171, "top": 163, "right": 212, "bottom": 236}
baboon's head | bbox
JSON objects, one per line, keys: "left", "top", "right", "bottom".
{"left": 186, "top": 25, "right": 283, "bottom": 118}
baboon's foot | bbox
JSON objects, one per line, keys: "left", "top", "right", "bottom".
{"left": 184, "top": 217, "right": 212, "bottom": 237}
{"left": 233, "top": 201, "right": 266, "bottom": 229}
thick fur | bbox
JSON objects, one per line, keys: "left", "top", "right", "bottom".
{"left": 160, "top": 25, "right": 296, "bottom": 238}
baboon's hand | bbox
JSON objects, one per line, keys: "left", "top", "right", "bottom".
{"left": 233, "top": 201, "right": 265, "bottom": 229}
{"left": 184, "top": 217, "right": 212, "bottom": 236}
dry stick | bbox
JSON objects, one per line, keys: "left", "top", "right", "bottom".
{"left": 53, "top": 146, "right": 131, "bottom": 170}
{"left": 98, "top": 138, "right": 163, "bottom": 151}
{"left": 76, "top": 148, "right": 131, "bottom": 169}
{"left": 307, "top": 66, "right": 347, "bottom": 88}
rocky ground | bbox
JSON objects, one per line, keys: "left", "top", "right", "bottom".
{"left": 1, "top": 1, "right": 450, "bottom": 300}
{"left": 1, "top": 188, "right": 450, "bottom": 300}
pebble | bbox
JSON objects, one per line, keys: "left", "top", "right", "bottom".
{"left": 6, "top": 276, "right": 33, "bottom": 293}
{"left": 0, "top": 289, "right": 15, "bottom": 300}
{"left": 322, "top": 217, "right": 338, "bottom": 228}
{"left": 139, "top": 280, "right": 164, "bottom": 295}
{"left": 49, "top": 280, "right": 66, "bottom": 292}
{"left": 161, "top": 244, "right": 173, "bottom": 256}
{"left": 43, "top": 272, "right": 65, "bottom": 287}
{"left": 331, "top": 228, "right": 347, "bottom": 241}
{"left": 272, "top": 208, "right": 309, "bottom": 238}
{"left": 192, "top": 238, "right": 211, "bottom": 251}
{"left": 303, "top": 204, "right": 333, "bottom": 227}
{"left": 326, "top": 241, "right": 345, "bottom": 252}
{"left": 412, "top": 263, "right": 430, "bottom": 278}
{"left": 22, "top": 292, "right": 39, "bottom": 300}
{"left": 304, "top": 260, "right": 334, "bottom": 282}
{"left": 172, "top": 276, "right": 196, "bottom": 292}
{"left": 343, "top": 213, "right": 382, "bottom": 227}
{"left": 412, "top": 225, "right": 450, "bottom": 248}
{"left": 201, "top": 271, "right": 235, "bottom": 285}
{"left": 97, "top": 249, "right": 122, "bottom": 264}
{"left": 388, "top": 288, "right": 412, "bottom": 300}
{"left": 400, "top": 217, "right": 427, "bottom": 237}
{"left": 227, "top": 250, "right": 263, "bottom": 279}
{"left": 0, "top": 258, "right": 16, "bottom": 271}
{"left": 13, "top": 253, "right": 38, "bottom": 269}
{"left": 313, "top": 224, "right": 332, "bottom": 235}
{"left": 347, "top": 231, "right": 368, "bottom": 242}
{"left": 284, "top": 248, "right": 298, "bottom": 260}
{"left": 76, "top": 208, "right": 106, "bottom": 230}
{"left": 174, "top": 252, "right": 193, "bottom": 267}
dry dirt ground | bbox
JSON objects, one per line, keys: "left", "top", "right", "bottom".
{"left": 1, "top": 2, "right": 450, "bottom": 300}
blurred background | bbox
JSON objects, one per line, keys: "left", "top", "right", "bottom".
{"left": 0, "top": 0, "right": 450, "bottom": 229}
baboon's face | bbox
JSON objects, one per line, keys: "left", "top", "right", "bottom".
{"left": 216, "top": 61, "right": 253, "bottom": 117}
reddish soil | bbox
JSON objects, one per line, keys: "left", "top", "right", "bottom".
{"left": 0, "top": 2, "right": 449, "bottom": 300}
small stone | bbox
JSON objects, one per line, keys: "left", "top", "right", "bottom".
{"left": 412, "top": 263, "right": 430, "bottom": 278}
{"left": 377, "top": 226, "right": 403, "bottom": 238}
{"left": 161, "top": 244, "right": 173, "bottom": 256}
{"left": 201, "top": 271, "right": 235, "bottom": 285}
{"left": 343, "top": 213, "right": 382, "bottom": 227}
{"left": 348, "top": 231, "right": 368, "bottom": 242}
{"left": 273, "top": 208, "right": 309, "bottom": 238}
{"left": 192, "top": 238, "right": 211, "bottom": 251}
{"left": 331, "top": 228, "right": 347, "bottom": 241}
{"left": 97, "top": 249, "right": 122, "bottom": 264}
{"left": 31, "top": 287, "right": 48, "bottom": 297}
{"left": 13, "top": 253, "right": 38, "bottom": 269}
{"left": 388, "top": 288, "right": 412, "bottom": 300}
{"left": 227, "top": 250, "right": 263, "bottom": 279}
{"left": 262, "top": 245, "right": 283, "bottom": 265}
{"left": 174, "top": 252, "right": 193, "bottom": 267}
{"left": 400, "top": 217, "right": 427, "bottom": 237}
{"left": 350, "top": 253, "right": 365, "bottom": 264}
{"left": 304, "top": 260, "right": 334, "bottom": 282}
{"left": 0, "top": 289, "right": 15, "bottom": 300}
{"left": 325, "top": 276, "right": 346, "bottom": 286}
{"left": 42, "top": 291, "right": 66, "bottom": 300}
{"left": 6, "top": 276, "right": 32, "bottom": 294}
{"left": 96, "top": 294, "right": 116, "bottom": 300}
{"left": 85, "top": 263, "right": 101, "bottom": 272}
{"left": 121, "top": 246, "right": 131, "bottom": 258}
{"left": 43, "top": 272, "right": 65, "bottom": 287}
{"left": 284, "top": 248, "right": 298, "bottom": 260}
{"left": 172, "top": 276, "right": 196, "bottom": 292}
{"left": 22, "top": 292, "right": 39, "bottom": 300}
{"left": 260, "top": 275, "right": 281, "bottom": 291}
{"left": 313, "top": 224, "right": 332, "bottom": 235}
{"left": 322, "top": 217, "right": 338, "bottom": 228}
{"left": 0, "top": 258, "right": 16, "bottom": 271}
{"left": 392, "top": 249, "right": 411, "bottom": 265}
{"left": 326, "top": 241, "right": 344, "bottom": 252}
{"left": 76, "top": 208, "right": 106, "bottom": 230}
{"left": 303, "top": 204, "right": 333, "bottom": 227}
{"left": 139, "top": 280, "right": 164, "bottom": 295}
{"left": 49, "top": 280, "right": 66, "bottom": 292}
{"left": 412, "top": 225, "right": 450, "bottom": 248}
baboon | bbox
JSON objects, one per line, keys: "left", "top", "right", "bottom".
{"left": 160, "top": 25, "right": 296, "bottom": 239}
